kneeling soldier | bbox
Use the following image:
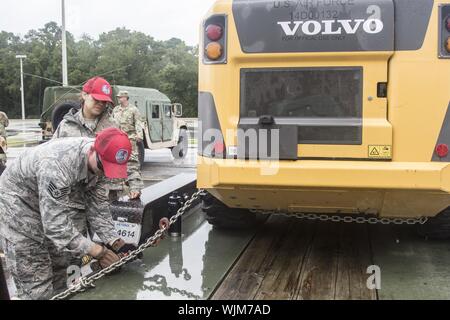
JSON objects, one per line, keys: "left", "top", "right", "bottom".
{"left": 0, "top": 128, "right": 130, "bottom": 299}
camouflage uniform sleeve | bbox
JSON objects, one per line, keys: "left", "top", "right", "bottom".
{"left": 3, "top": 113, "right": 8, "bottom": 128}
{"left": 52, "top": 120, "right": 67, "bottom": 139}
{"left": 0, "top": 112, "right": 8, "bottom": 128}
{"left": 111, "top": 106, "right": 118, "bottom": 121}
{"left": 85, "top": 178, "right": 119, "bottom": 244}
{"left": 108, "top": 108, "right": 120, "bottom": 128}
{"left": 37, "top": 160, "right": 94, "bottom": 256}
{"left": 134, "top": 107, "right": 145, "bottom": 140}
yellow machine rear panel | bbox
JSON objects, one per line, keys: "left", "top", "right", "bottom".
{"left": 198, "top": 0, "right": 450, "bottom": 218}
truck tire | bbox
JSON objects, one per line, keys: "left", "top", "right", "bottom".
{"left": 171, "top": 128, "right": 188, "bottom": 159}
{"left": 137, "top": 140, "right": 145, "bottom": 170}
{"left": 52, "top": 101, "right": 81, "bottom": 132}
{"left": 201, "top": 192, "right": 258, "bottom": 229}
{"left": 416, "top": 208, "right": 450, "bottom": 240}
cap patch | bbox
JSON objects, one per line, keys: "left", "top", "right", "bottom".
{"left": 102, "top": 84, "right": 111, "bottom": 95}
{"left": 115, "top": 149, "right": 129, "bottom": 164}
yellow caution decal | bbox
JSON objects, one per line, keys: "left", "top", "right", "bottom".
{"left": 368, "top": 145, "right": 392, "bottom": 159}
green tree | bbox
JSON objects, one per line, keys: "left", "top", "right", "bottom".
{"left": 0, "top": 23, "right": 199, "bottom": 118}
{"left": 0, "top": 31, "right": 23, "bottom": 117}
{"left": 157, "top": 39, "right": 198, "bottom": 117}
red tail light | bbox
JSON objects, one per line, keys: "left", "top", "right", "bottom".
{"left": 436, "top": 144, "right": 449, "bottom": 158}
{"left": 206, "top": 24, "right": 223, "bottom": 41}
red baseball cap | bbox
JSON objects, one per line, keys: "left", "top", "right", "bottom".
{"left": 94, "top": 128, "right": 132, "bottom": 179}
{"left": 82, "top": 76, "right": 113, "bottom": 103}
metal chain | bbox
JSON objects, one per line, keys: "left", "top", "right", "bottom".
{"left": 51, "top": 189, "right": 428, "bottom": 300}
{"left": 250, "top": 209, "right": 429, "bottom": 225}
{"left": 50, "top": 189, "right": 204, "bottom": 300}
{"left": 144, "top": 284, "right": 201, "bottom": 300}
{"left": 143, "top": 274, "right": 201, "bottom": 299}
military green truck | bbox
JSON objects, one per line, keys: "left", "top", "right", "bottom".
{"left": 39, "top": 85, "right": 188, "bottom": 163}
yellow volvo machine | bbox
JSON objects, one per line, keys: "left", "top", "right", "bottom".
{"left": 197, "top": 0, "right": 450, "bottom": 237}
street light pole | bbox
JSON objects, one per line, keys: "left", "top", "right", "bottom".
{"left": 15, "top": 55, "right": 27, "bottom": 120}
{"left": 61, "top": 0, "right": 68, "bottom": 86}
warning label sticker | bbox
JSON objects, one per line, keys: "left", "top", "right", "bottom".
{"left": 368, "top": 145, "right": 392, "bottom": 159}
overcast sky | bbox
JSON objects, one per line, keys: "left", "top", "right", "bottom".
{"left": 0, "top": 0, "right": 216, "bottom": 45}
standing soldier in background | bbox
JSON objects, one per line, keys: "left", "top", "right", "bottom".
{"left": 0, "top": 110, "right": 9, "bottom": 168}
{"left": 113, "top": 91, "right": 145, "bottom": 199}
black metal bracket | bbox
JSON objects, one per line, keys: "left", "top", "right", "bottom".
{"left": 258, "top": 115, "right": 275, "bottom": 126}
{"left": 110, "top": 173, "right": 198, "bottom": 245}
{"left": 167, "top": 192, "right": 183, "bottom": 236}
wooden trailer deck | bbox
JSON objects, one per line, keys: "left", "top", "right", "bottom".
{"left": 212, "top": 215, "right": 450, "bottom": 300}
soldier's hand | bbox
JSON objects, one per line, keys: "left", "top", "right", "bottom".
{"left": 129, "top": 191, "right": 141, "bottom": 199}
{"left": 159, "top": 217, "right": 170, "bottom": 235}
{"left": 88, "top": 243, "right": 105, "bottom": 258}
{"left": 107, "top": 238, "right": 134, "bottom": 256}
{"left": 151, "top": 217, "right": 170, "bottom": 247}
{"left": 94, "top": 246, "right": 121, "bottom": 269}
{"left": 110, "top": 238, "right": 126, "bottom": 253}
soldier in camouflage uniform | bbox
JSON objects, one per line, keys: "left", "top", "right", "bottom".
{"left": 113, "top": 91, "right": 145, "bottom": 199}
{"left": 53, "top": 77, "right": 118, "bottom": 139}
{"left": 53, "top": 77, "right": 124, "bottom": 203}
{"left": 0, "top": 110, "right": 9, "bottom": 167}
{"left": 0, "top": 128, "right": 130, "bottom": 299}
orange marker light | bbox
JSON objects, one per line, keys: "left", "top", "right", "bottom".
{"left": 446, "top": 37, "right": 450, "bottom": 53}
{"left": 205, "top": 42, "right": 223, "bottom": 60}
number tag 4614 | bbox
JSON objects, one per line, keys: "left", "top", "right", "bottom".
{"left": 114, "top": 221, "right": 141, "bottom": 246}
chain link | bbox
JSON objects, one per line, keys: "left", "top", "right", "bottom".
{"left": 50, "top": 189, "right": 204, "bottom": 300}
{"left": 145, "top": 284, "right": 201, "bottom": 300}
{"left": 250, "top": 209, "right": 429, "bottom": 226}
{"left": 141, "top": 274, "right": 201, "bottom": 299}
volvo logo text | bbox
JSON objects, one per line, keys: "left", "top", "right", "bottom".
{"left": 277, "top": 19, "right": 384, "bottom": 36}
